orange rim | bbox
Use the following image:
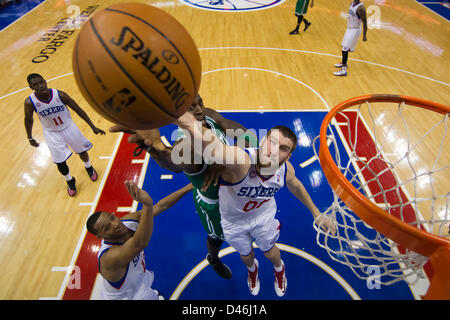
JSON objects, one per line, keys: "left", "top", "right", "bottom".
{"left": 319, "top": 94, "right": 450, "bottom": 257}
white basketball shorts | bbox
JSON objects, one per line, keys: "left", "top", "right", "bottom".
{"left": 132, "top": 270, "right": 159, "bottom": 300}
{"left": 221, "top": 213, "right": 281, "bottom": 256}
{"left": 43, "top": 121, "right": 93, "bottom": 163}
{"left": 341, "top": 27, "right": 362, "bottom": 52}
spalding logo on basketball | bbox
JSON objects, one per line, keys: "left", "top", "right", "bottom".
{"left": 181, "top": 0, "right": 285, "bottom": 12}
{"left": 72, "top": 2, "right": 202, "bottom": 129}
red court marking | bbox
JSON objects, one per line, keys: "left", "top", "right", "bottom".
{"left": 336, "top": 111, "right": 433, "bottom": 279}
{"left": 62, "top": 134, "right": 146, "bottom": 300}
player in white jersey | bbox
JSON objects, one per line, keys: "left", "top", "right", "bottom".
{"left": 109, "top": 94, "right": 258, "bottom": 280}
{"left": 24, "top": 73, "right": 105, "bottom": 196}
{"left": 333, "top": 1, "right": 368, "bottom": 76}
{"left": 176, "top": 112, "right": 336, "bottom": 297}
{"left": 86, "top": 181, "right": 193, "bottom": 300}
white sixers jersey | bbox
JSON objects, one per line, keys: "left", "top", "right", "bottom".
{"left": 98, "top": 220, "right": 157, "bottom": 300}
{"left": 218, "top": 148, "right": 287, "bottom": 224}
{"left": 347, "top": 2, "right": 363, "bottom": 29}
{"left": 29, "top": 89, "right": 73, "bottom": 132}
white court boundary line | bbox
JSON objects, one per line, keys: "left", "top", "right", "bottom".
{"left": 45, "top": 136, "right": 150, "bottom": 300}
{"left": 203, "top": 66, "right": 330, "bottom": 110}
{"left": 198, "top": 47, "right": 450, "bottom": 87}
{"left": 169, "top": 243, "right": 361, "bottom": 300}
{"left": 38, "top": 132, "right": 124, "bottom": 300}
{"left": 1, "top": 72, "right": 73, "bottom": 100}
{"left": 1, "top": 46, "right": 449, "bottom": 101}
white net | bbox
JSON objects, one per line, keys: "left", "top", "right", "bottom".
{"left": 312, "top": 98, "right": 449, "bottom": 286}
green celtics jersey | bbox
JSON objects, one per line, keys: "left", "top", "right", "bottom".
{"left": 174, "top": 115, "right": 228, "bottom": 200}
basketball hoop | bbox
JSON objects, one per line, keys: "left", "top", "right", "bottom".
{"left": 313, "top": 94, "right": 449, "bottom": 299}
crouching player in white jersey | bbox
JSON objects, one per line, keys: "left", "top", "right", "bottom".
{"left": 86, "top": 181, "right": 193, "bottom": 300}
{"left": 176, "top": 112, "right": 336, "bottom": 297}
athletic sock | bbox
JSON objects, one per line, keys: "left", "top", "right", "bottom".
{"left": 247, "top": 260, "right": 257, "bottom": 272}
{"left": 342, "top": 50, "right": 349, "bottom": 66}
{"left": 274, "top": 261, "right": 284, "bottom": 272}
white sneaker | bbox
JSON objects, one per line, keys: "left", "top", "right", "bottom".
{"left": 333, "top": 68, "right": 347, "bottom": 76}
{"left": 153, "top": 289, "right": 165, "bottom": 300}
{"left": 247, "top": 259, "right": 260, "bottom": 296}
{"left": 274, "top": 261, "right": 287, "bottom": 297}
{"left": 334, "top": 63, "right": 344, "bottom": 68}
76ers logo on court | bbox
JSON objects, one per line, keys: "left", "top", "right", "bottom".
{"left": 181, "top": 0, "right": 285, "bottom": 12}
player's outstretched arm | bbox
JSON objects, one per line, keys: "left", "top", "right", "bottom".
{"left": 109, "top": 125, "right": 188, "bottom": 173}
{"left": 153, "top": 183, "right": 194, "bottom": 216}
{"left": 204, "top": 108, "right": 258, "bottom": 148}
{"left": 59, "top": 90, "right": 106, "bottom": 135}
{"left": 176, "top": 112, "right": 250, "bottom": 176}
{"left": 102, "top": 181, "right": 154, "bottom": 270}
{"left": 285, "top": 161, "right": 321, "bottom": 217}
{"left": 285, "top": 161, "right": 336, "bottom": 234}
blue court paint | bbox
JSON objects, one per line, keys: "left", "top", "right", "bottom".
{"left": 416, "top": 1, "right": 450, "bottom": 20}
{"left": 0, "top": 0, "right": 46, "bottom": 31}
{"left": 140, "top": 111, "right": 415, "bottom": 300}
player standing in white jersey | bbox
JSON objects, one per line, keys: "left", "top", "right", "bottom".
{"left": 176, "top": 112, "right": 336, "bottom": 297}
{"left": 24, "top": 73, "right": 105, "bottom": 196}
{"left": 334, "top": 0, "right": 368, "bottom": 76}
{"left": 86, "top": 181, "right": 193, "bottom": 300}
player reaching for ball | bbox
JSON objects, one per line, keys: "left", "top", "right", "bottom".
{"left": 110, "top": 94, "right": 258, "bottom": 280}
{"left": 73, "top": 2, "right": 202, "bottom": 130}
{"left": 86, "top": 181, "right": 193, "bottom": 300}
{"left": 24, "top": 73, "right": 106, "bottom": 197}
{"left": 175, "top": 111, "right": 337, "bottom": 297}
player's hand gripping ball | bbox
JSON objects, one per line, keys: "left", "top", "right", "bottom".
{"left": 73, "top": 2, "right": 201, "bottom": 129}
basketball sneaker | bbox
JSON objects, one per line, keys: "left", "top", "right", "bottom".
{"left": 274, "top": 261, "right": 287, "bottom": 297}
{"left": 86, "top": 166, "right": 98, "bottom": 181}
{"left": 154, "top": 290, "right": 165, "bottom": 300}
{"left": 289, "top": 28, "right": 299, "bottom": 35}
{"left": 206, "top": 254, "right": 232, "bottom": 279}
{"left": 247, "top": 259, "right": 260, "bottom": 296}
{"left": 304, "top": 21, "right": 311, "bottom": 32}
{"left": 333, "top": 67, "right": 348, "bottom": 76}
{"left": 334, "top": 63, "right": 344, "bottom": 68}
{"left": 67, "top": 177, "right": 76, "bottom": 197}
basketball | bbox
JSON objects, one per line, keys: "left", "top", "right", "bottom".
{"left": 72, "top": 2, "right": 202, "bottom": 129}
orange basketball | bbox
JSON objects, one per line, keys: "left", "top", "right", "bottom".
{"left": 72, "top": 2, "right": 201, "bottom": 129}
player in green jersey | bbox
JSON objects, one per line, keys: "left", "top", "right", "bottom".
{"left": 110, "top": 95, "right": 257, "bottom": 279}
{"left": 290, "top": 0, "right": 314, "bottom": 35}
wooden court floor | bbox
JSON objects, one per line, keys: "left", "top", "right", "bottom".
{"left": 0, "top": 0, "right": 448, "bottom": 299}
